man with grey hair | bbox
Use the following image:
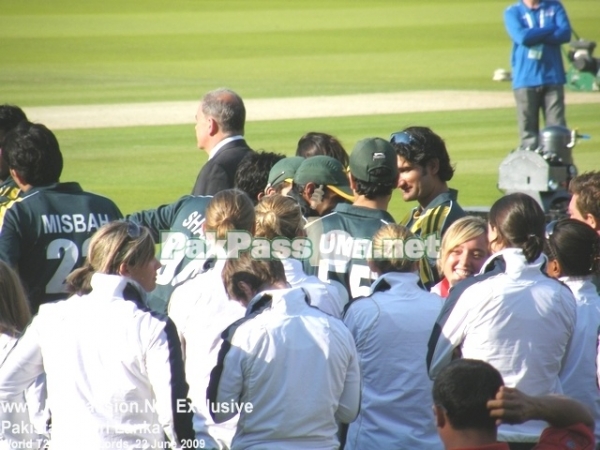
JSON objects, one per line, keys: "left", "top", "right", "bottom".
{"left": 191, "top": 88, "right": 254, "bottom": 196}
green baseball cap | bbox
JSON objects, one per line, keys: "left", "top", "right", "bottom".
{"left": 266, "top": 156, "right": 305, "bottom": 189}
{"left": 349, "top": 137, "right": 398, "bottom": 184}
{"left": 293, "top": 155, "right": 354, "bottom": 202}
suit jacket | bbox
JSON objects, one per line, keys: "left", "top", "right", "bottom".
{"left": 191, "top": 139, "right": 254, "bottom": 196}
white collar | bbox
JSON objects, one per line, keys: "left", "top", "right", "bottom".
{"left": 282, "top": 258, "right": 307, "bottom": 285}
{"left": 480, "top": 248, "right": 546, "bottom": 275}
{"left": 246, "top": 287, "right": 307, "bottom": 315}
{"left": 90, "top": 273, "right": 148, "bottom": 305}
{"left": 208, "top": 135, "right": 244, "bottom": 160}
{"left": 370, "top": 271, "right": 421, "bottom": 294}
{"left": 559, "top": 276, "right": 598, "bottom": 299}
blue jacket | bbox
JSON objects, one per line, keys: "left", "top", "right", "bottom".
{"left": 504, "top": 0, "right": 571, "bottom": 89}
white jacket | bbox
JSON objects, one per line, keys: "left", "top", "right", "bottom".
{"left": 283, "top": 258, "right": 348, "bottom": 318}
{"left": 0, "top": 273, "right": 195, "bottom": 450}
{"left": 427, "top": 248, "right": 576, "bottom": 442}
{"left": 344, "top": 272, "right": 443, "bottom": 450}
{"left": 0, "top": 334, "right": 46, "bottom": 450}
{"left": 559, "top": 276, "right": 600, "bottom": 443}
{"left": 168, "top": 258, "right": 245, "bottom": 449}
{"left": 207, "top": 287, "right": 361, "bottom": 450}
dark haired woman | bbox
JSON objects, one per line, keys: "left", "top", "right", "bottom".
{"left": 428, "top": 193, "right": 576, "bottom": 449}
{"left": 546, "top": 219, "right": 600, "bottom": 444}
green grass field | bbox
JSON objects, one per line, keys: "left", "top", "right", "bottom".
{"left": 2, "top": 0, "right": 599, "bottom": 219}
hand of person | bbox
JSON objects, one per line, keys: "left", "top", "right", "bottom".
{"left": 486, "top": 386, "right": 535, "bottom": 426}
{"left": 487, "top": 386, "right": 594, "bottom": 430}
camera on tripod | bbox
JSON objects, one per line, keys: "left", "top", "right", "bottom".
{"left": 566, "top": 38, "right": 600, "bottom": 91}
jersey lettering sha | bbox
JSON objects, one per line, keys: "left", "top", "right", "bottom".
{"left": 127, "top": 195, "right": 211, "bottom": 313}
{"left": 0, "top": 182, "right": 122, "bottom": 313}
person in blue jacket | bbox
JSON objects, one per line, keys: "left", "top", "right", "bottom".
{"left": 504, "top": 0, "right": 571, "bottom": 150}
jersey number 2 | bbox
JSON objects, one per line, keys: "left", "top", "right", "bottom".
{"left": 46, "top": 238, "right": 91, "bottom": 294}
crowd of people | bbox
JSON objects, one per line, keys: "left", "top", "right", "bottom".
{"left": 0, "top": 82, "right": 598, "bottom": 450}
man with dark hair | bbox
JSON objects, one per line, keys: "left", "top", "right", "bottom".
{"left": 192, "top": 88, "right": 255, "bottom": 196}
{"left": 304, "top": 137, "right": 397, "bottom": 298}
{"left": 264, "top": 156, "right": 304, "bottom": 197}
{"left": 391, "top": 126, "right": 465, "bottom": 289}
{"left": 291, "top": 155, "right": 353, "bottom": 219}
{"left": 296, "top": 131, "right": 349, "bottom": 168}
{"left": 433, "top": 359, "right": 505, "bottom": 437}
{"left": 433, "top": 359, "right": 594, "bottom": 450}
{"left": 0, "top": 105, "right": 27, "bottom": 140}
{"left": 568, "top": 171, "right": 600, "bottom": 235}
{"left": 208, "top": 251, "right": 360, "bottom": 450}
{"left": 233, "top": 150, "right": 285, "bottom": 205}
{"left": 0, "top": 122, "right": 122, "bottom": 312}
{"left": 0, "top": 104, "right": 28, "bottom": 212}
{"left": 568, "top": 171, "right": 600, "bottom": 293}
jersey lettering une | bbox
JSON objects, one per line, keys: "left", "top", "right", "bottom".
{"left": 0, "top": 182, "right": 123, "bottom": 313}
{"left": 304, "top": 208, "right": 394, "bottom": 299}
{"left": 127, "top": 195, "right": 212, "bottom": 314}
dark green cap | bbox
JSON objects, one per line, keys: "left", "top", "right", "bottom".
{"left": 266, "top": 156, "right": 305, "bottom": 189}
{"left": 294, "top": 155, "right": 354, "bottom": 201}
{"left": 349, "top": 137, "right": 398, "bottom": 184}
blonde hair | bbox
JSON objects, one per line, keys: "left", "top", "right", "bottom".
{"left": 437, "top": 216, "right": 488, "bottom": 274}
{"left": 66, "top": 221, "right": 156, "bottom": 295}
{"left": 205, "top": 189, "right": 255, "bottom": 239}
{"left": 0, "top": 261, "right": 31, "bottom": 336}
{"left": 255, "top": 195, "right": 303, "bottom": 240}
{"left": 369, "top": 224, "right": 418, "bottom": 274}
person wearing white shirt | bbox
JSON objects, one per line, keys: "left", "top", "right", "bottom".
{"left": 0, "top": 221, "right": 194, "bottom": 450}
{"left": 0, "top": 261, "right": 46, "bottom": 450}
{"left": 427, "top": 193, "right": 577, "bottom": 446}
{"left": 254, "top": 194, "right": 348, "bottom": 318}
{"left": 344, "top": 223, "right": 443, "bottom": 450}
{"left": 208, "top": 253, "right": 360, "bottom": 450}
{"left": 168, "top": 189, "right": 256, "bottom": 449}
{"left": 545, "top": 218, "right": 600, "bottom": 444}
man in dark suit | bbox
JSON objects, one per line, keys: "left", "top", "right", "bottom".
{"left": 191, "top": 88, "right": 254, "bottom": 196}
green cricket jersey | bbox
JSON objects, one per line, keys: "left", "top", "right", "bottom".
{"left": 304, "top": 203, "right": 395, "bottom": 299}
{"left": 127, "top": 194, "right": 211, "bottom": 313}
{"left": 0, "top": 182, "right": 122, "bottom": 313}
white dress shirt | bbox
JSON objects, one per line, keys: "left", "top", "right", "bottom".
{"left": 208, "top": 136, "right": 244, "bottom": 160}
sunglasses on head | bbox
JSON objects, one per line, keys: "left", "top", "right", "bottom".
{"left": 126, "top": 221, "right": 142, "bottom": 239}
{"left": 390, "top": 131, "right": 414, "bottom": 145}
{"left": 545, "top": 220, "right": 558, "bottom": 239}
